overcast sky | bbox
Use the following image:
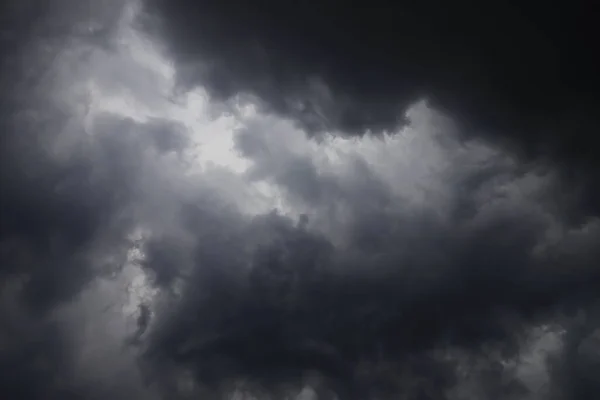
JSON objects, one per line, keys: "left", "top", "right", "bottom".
{"left": 1, "top": 1, "right": 599, "bottom": 399}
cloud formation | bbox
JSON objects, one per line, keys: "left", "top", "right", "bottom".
{"left": 139, "top": 0, "right": 600, "bottom": 219}
{"left": 140, "top": 1, "right": 598, "bottom": 152}
{"left": 1, "top": 1, "right": 599, "bottom": 399}
{"left": 139, "top": 103, "right": 600, "bottom": 399}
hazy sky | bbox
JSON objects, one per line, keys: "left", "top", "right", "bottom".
{"left": 1, "top": 1, "right": 599, "bottom": 399}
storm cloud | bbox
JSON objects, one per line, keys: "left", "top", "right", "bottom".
{"left": 1, "top": 1, "right": 600, "bottom": 399}
{"left": 139, "top": 0, "right": 600, "bottom": 216}
{"left": 140, "top": 2, "right": 598, "bottom": 151}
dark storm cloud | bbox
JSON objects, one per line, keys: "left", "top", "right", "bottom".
{"left": 0, "top": 282, "right": 84, "bottom": 399}
{"left": 559, "top": 320, "right": 600, "bottom": 399}
{"left": 141, "top": 1, "right": 598, "bottom": 160}
{"left": 0, "top": 106, "right": 191, "bottom": 397}
{"left": 0, "top": 3, "right": 114, "bottom": 397}
{"left": 0, "top": 107, "right": 185, "bottom": 307}
{"left": 1, "top": 0, "right": 129, "bottom": 304}
{"left": 0, "top": 10, "right": 189, "bottom": 389}
{"left": 3, "top": 1, "right": 600, "bottom": 399}
{"left": 137, "top": 110, "right": 600, "bottom": 399}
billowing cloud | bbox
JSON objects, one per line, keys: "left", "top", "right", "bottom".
{"left": 139, "top": 2, "right": 598, "bottom": 156}
{"left": 1, "top": 1, "right": 599, "bottom": 399}
{"left": 139, "top": 102, "right": 600, "bottom": 399}
{"left": 138, "top": 0, "right": 600, "bottom": 220}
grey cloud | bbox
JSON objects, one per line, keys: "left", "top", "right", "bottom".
{"left": 0, "top": 90, "right": 196, "bottom": 397}
{"left": 0, "top": 111, "right": 185, "bottom": 304}
{"left": 141, "top": 0, "right": 599, "bottom": 179}
{"left": 4, "top": 81, "right": 599, "bottom": 399}
{"left": 134, "top": 106, "right": 600, "bottom": 399}
{"left": 2, "top": 2, "right": 600, "bottom": 399}
{"left": 0, "top": 282, "right": 85, "bottom": 399}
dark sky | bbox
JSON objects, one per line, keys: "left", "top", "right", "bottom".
{"left": 1, "top": 1, "right": 600, "bottom": 399}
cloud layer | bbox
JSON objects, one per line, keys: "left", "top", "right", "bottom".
{"left": 140, "top": 1, "right": 598, "bottom": 152}
{"left": 1, "top": 1, "right": 599, "bottom": 399}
